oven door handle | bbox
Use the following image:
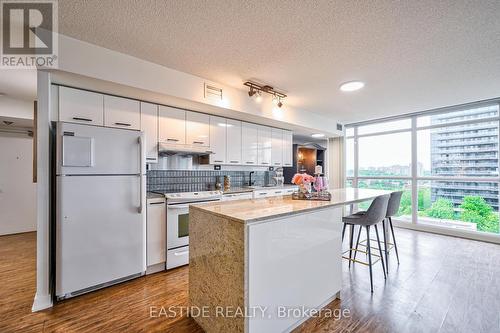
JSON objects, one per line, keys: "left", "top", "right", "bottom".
{"left": 167, "top": 204, "right": 191, "bottom": 209}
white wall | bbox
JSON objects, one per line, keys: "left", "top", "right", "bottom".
{"left": 0, "top": 96, "right": 34, "bottom": 119}
{"left": 0, "top": 133, "right": 36, "bottom": 235}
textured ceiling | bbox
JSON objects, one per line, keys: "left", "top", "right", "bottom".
{"left": 58, "top": 0, "right": 500, "bottom": 123}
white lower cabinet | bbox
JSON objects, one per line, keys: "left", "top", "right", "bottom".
{"left": 146, "top": 197, "right": 166, "bottom": 274}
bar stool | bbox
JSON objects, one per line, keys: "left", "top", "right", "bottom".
{"left": 382, "top": 191, "right": 402, "bottom": 270}
{"left": 342, "top": 194, "right": 390, "bottom": 292}
{"left": 354, "top": 191, "right": 403, "bottom": 272}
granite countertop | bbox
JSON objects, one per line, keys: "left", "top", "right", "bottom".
{"left": 191, "top": 188, "right": 391, "bottom": 224}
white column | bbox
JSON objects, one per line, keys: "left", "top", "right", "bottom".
{"left": 32, "top": 70, "right": 53, "bottom": 311}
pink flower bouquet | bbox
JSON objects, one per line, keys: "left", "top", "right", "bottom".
{"left": 291, "top": 173, "right": 316, "bottom": 195}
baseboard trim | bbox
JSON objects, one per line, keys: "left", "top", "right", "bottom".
{"left": 392, "top": 219, "right": 500, "bottom": 245}
{"left": 32, "top": 292, "right": 52, "bottom": 312}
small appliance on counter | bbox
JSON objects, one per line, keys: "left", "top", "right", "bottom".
{"left": 273, "top": 168, "right": 285, "bottom": 187}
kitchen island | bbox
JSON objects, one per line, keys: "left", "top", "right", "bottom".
{"left": 189, "top": 188, "right": 389, "bottom": 333}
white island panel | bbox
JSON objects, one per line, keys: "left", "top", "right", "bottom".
{"left": 247, "top": 207, "right": 343, "bottom": 333}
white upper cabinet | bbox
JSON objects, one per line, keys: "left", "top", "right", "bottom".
{"left": 283, "top": 130, "right": 293, "bottom": 167}
{"left": 242, "top": 122, "right": 259, "bottom": 166}
{"left": 226, "top": 119, "right": 242, "bottom": 165}
{"left": 59, "top": 86, "right": 104, "bottom": 125}
{"left": 257, "top": 125, "right": 272, "bottom": 166}
{"left": 141, "top": 102, "right": 158, "bottom": 163}
{"left": 271, "top": 128, "right": 284, "bottom": 167}
{"left": 209, "top": 116, "right": 226, "bottom": 164}
{"left": 186, "top": 111, "right": 210, "bottom": 146}
{"left": 104, "top": 95, "right": 141, "bottom": 130}
{"left": 159, "top": 106, "right": 186, "bottom": 145}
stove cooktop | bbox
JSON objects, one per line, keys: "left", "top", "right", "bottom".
{"left": 153, "top": 190, "right": 223, "bottom": 204}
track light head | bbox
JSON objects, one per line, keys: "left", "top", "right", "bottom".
{"left": 255, "top": 91, "right": 262, "bottom": 103}
{"left": 277, "top": 100, "right": 283, "bottom": 108}
{"left": 248, "top": 88, "right": 256, "bottom": 97}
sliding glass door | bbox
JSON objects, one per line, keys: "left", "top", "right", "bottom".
{"left": 346, "top": 103, "right": 500, "bottom": 236}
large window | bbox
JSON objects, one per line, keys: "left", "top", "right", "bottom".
{"left": 346, "top": 102, "right": 500, "bottom": 236}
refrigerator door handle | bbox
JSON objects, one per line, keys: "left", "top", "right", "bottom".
{"left": 138, "top": 135, "right": 144, "bottom": 214}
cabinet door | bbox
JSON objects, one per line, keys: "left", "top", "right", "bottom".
{"left": 146, "top": 199, "right": 166, "bottom": 266}
{"left": 141, "top": 102, "right": 158, "bottom": 163}
{"left": 257, "top": 126, "right": 272, "bottom": 166}
{"left": 186, "top": 111, "right": 210, "bottom": 146}
{"left": 59, "top": 86, "right": 104, "bottom": 125}
{"left": 104, "top": 95, "right": 141, "bottom": 130}
{"left": 226, "top": 119, "right": 242, "bottom": 165}
{"left": 209, "top": 116, "right": 226, "bottom": 164}
{"left": 159, "top": 106, "right": 186, "bottom": 144}
{"left": 271, "top": 128, "right": 283, "bottom": 167}
{"left": 242, "top": 122, "right": 258, "bottom": 166}
{"left": 283, "top": 130, "right": 293, "bottom": 167}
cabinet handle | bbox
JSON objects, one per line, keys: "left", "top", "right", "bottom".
{"left": 167, "top": 138, "right": 179, "bottom": 142}
{"left": 274, "top": 163, "right": 281, "bottom": 165}
{"left": 214, "top": 160, "right": 223, "bottom": 163}
{"left": 205, "top": 150, "right": 213, "bottom": 153}
{"left": 72, "top": 117, "right": 92, "bottom": 122}
{"left": 149, "top": 202, "right": 165, "bottom": 205}
{"left": 246, "top": 162, "right": 254, "bottom": 164}
{"left": 284, "top": 164, "right": 292, "bottom": 166}
{"left": 146, "top": 157, "right": 156, "bottom": 161}
{"left": 193, "top": 141, "right": 204, "bottom": 144}
{"left": 115, "top": 122, "right": 131, "bottom": 127}
{"left": 230, "top": 161, "right": 239, "bottom": 163}
{"left": 275, "top": 191, "right": 282, "bottom": 194}
{"left": 261, "top": 162, "right": 269, "bottom": 165}
{"left": 259, "top": 193, "right": 267, "bottom": 195}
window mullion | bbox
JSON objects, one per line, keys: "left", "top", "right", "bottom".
{"left": 411, "top": 116, "right": 418, "bottom": 224}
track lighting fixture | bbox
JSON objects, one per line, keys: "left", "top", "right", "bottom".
{"left": 255, "top": 91, "right": 262, "bottom": 103}
{"left": 244, "top": 81, "right": 286, "bottom": 108}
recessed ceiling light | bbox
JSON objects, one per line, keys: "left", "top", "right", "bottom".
{"left": 339, "top": 81, "right": 365, "bottom": 92}
{"left": 311, "top": 133, "right": 325, "bottom": 138}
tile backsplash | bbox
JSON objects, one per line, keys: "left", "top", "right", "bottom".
{"left": 147, "top": 170, "right": 268, "bottom": 193}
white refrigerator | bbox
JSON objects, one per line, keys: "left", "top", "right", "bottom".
{"left": 55, "top": 122, "right": 146, "bottom": 300}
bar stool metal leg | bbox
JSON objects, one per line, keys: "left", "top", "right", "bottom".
{"left": 348, "top": 224, "right": 354, "bottom": 269}
{"left": 389, "top": 217, "right": 400, "bottom": 264}
{"left": 374, "top": 224, "right": 386, "bottom": 279}
{"left": 366, "top": 225, "right": 373, "bottom": 292}
{"left": 342, "top": 223, "right": 347, "bottom": 242}
{"left": 353, "top": 225, "right": 362, "bottom": 263}
{"left": 382, "top": 219, "right": 389, "bottom": 272}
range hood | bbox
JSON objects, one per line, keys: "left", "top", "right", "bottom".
{"left": 158, "top": 143, "right": 213, "bottom": 156}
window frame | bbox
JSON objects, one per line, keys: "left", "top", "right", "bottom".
{"left": 345, "top": 101, "right": 500, "bottom": 237}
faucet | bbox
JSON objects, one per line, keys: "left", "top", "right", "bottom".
{"left": 249, "top": 171, "right": 255, "bottom": 186}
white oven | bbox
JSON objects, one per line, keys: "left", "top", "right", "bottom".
{"left": 164, "top": 191, "right": 222, "bottom": 269}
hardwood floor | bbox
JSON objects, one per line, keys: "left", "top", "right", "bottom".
{"left": 1, "top": 229, "right": 499, "bottom": 332}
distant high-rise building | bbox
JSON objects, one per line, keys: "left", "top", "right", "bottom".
{"left": 430, "top": 106, "right": 499, "bottom": 210}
